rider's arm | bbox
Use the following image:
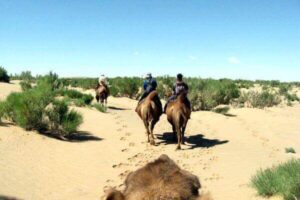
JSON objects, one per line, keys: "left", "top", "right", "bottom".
{"left": 143, "top": 81, "right": 148, "bottom": 90}
{"left": 152, "top": 80, "right": 157, "bottom": 90}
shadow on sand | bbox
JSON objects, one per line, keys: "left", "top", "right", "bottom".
{"left": 39, "top": 131, "right": 102, "bottom": 143}
{"left": 0, "top": 121, "right": 15, "bottom": 127}
{"left": 108, "top": 106, "right": 130, "bottom": 111}
{"left": 156, "top": 132, "right": 228, "bottom": 149}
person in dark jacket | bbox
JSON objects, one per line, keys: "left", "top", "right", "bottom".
{"left": 139, "top": 73, "right": 157, "bottom": 101}
{"left": 164, "top": 73, "right": 191, "bottom": 112}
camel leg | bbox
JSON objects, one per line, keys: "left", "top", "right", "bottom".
{"left": 143, "top": 120, "right": 150, "bottom": 143}
{"left": 176, "top": 126, "right": 181, "bottom": 150}
{"left": 172, "top": 124, "right": 177, "bottom": 141}
{"left": 181, "top": 125, "right": 186, "bottom": 145}
{"left": 149, "top": 120, "right": 156, "bottom": 145}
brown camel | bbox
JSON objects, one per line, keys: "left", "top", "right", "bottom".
{"left": 166, "top": 93, "right": 191, "bottom": 150}
{"left": 95, "top": 83, "right": 109, "bottom": 105}
{"left": 135, "top": 91, "right": 162, "bottom": 145}
{"left": 105, "top": 154, "right": 210, "bottom": 200}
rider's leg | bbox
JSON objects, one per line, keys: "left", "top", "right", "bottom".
{"left": 185, "top": 97, "right": 191, "bottom": 110}
{"left": 164, "top": 95, "right": 176, "bottom": 113}
{"left": 139, "top": 91, "right": 149, "bottom": 103}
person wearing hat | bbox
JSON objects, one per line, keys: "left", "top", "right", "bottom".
{"left": 164, "top": 73, "right": 191, "bottom": 112}
{"left": 98, "top": 74, "right": 109, "bottom": 87}
{"left": 138, "top": 73, "right": 158, "bottom": 103}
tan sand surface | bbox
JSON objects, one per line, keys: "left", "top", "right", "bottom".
{"left": 0, "top": 83, "right": 299, "bottom": 200}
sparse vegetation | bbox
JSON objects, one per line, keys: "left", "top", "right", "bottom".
{"left": 0, "top": 72, "right": 83, "bottom": 136}
{"left": 285, "top": 147, "right": 296, "bottom": 154}
{"left": 251, "top": 159, "right": 300, "bottom": 200}
{"left": 57, "top": 89, "right": 93, "bottom": 106}
{"left": 0, "top": 66, "right": 10, "bottom": 83}
{"left": 238, "top": 91, "right": 281, "bottom": 108}
{"left": 212, "top": 106, "right": 230, "bottom": 114}
{"left": 46, "top": 100, "right": 83, "bottom": 135}
{"left": 93, "top": 103, "right": 107, "bottom": 113}
{"left": 20, "top": 81, "right": 32, "bottom": 91}
{"left": 60, "top": 77, "right": 300, "bottom": 110}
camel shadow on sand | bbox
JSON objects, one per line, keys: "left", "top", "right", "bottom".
{"left": 156, "top": 132, "right": 228, "bottom": 149}
{"left": 108, "top": 106, "right": 130, "bottom": 111}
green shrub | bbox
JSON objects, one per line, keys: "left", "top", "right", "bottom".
{"left": 46, "top": 100, "right": 83, "bottom": 135}
{"left": 285, "top": 147, "right": 296, "bottom": 154}
{"left": 189, "top": 79, "right": 240, "bottom": 110}
{"left": 5, "top": 88, "right": 54, "bottom": 130}
{"left": 0, "top": 66, "right": 10, "bottom": 83}
{"left": 251, "top": 159, "right": 300, "bottom": 200}
{"left": 36, "top": 72, "right": 63, "bottom": 91}
{"left": 285, "top": 93, "right": 299, "bottom": 102}
{"left": 0, "top": 101, "right": 8, "bottom": 122}
{"left": 20, "top": 81, "right": 32, "bottom": 91}
{"left": 57, "top": 89, "right": 93, "bottom": 106}
{"left": 213, "top": 106, "right": 230, "bottom": 114}
{"left": 20, "top": 71, "right": 34, "bottom": 82}
{"left": 74, "top": 99, "right": 85, "bottom": 107}
{"left": 93, "top": 103, "right": 107, "bottom": 113}
{"left": 240, "top": 91, "right": 281, "bottom": 108}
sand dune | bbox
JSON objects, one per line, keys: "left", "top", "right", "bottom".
{"left": 0, "top": 83, "right": 299, "bottom": 200}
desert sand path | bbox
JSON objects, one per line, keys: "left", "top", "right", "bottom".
{"left": 0, "top": 82, "right": 299, "bottom": 200}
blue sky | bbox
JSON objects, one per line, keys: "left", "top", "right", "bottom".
{"left": 0, "top": 0, "right": 299, "bottom": 81}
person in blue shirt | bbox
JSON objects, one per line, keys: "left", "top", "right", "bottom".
{"left": 139, "top": 73, "right": 158, "bottom": 102}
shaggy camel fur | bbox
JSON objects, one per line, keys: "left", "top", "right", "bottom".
{"left": 95, "top": 84, "right": 109, "bottom": 105}
{"left": 135, "top": 91, "right": 162, "bottom": 145}
{"left": 106, "top": 154, "right": 210, "bottom": 200}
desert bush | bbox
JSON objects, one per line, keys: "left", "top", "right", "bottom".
{"left": 285, "top": 147, "right": 296, "bottom": 154}
{"left": 189, "top": 79, "right": 240, "bottom": 110}
{"left": 46, "top": 100, "right": 83, "bottom": 135}
{"left": 0, "top": 101, "right": 8, "bottom": 122}
{"left": 239, "top": 91, "right": 281, "bottom": 108}
{"left": 60, "top": 78, "right": 98, "bottom": 89}
{"left": 93, "top": 103, "right": 107, "bottom": 113}
{"left": 251, "top": 159, "right": 300, "bottom": 200}
{"left": 20, "top": 81, "right": 32, "bottom": 91}
{"left": 285, "top": 93, "right": 299, "bottom": 102}
{"left": 212, "top": 106, "right": 230, "bottom": 114}
{"left": 110, "top": 77, "right": 142, "bottom": 99}
{"left": 5, "top": 88, "right": 54, "bottom": 131}
{"left": 57, "top": 89, "right": 93, "bottom": 106}
{"left": 0, "top": 66, "right": 10, "bottom": 83}
{"left": 36, "top": 72, "right": 64, "bottom": 91}
{"left": 20, "top": 71, "right": 34, "bottom": 82}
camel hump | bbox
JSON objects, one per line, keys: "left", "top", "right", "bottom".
{"left": 177, "top": 93, "right": 186, "bottom": 103}
{"left": 146, "top": 90, "right": 158, "bottom": 101}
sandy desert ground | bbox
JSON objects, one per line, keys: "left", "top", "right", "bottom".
{"left": 0, "top": 81, "right": 299, "bottom": 200}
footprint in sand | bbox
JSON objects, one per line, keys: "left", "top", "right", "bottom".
{"left": 112, "top": 163, "right": 129, "bottom": 168}
{"left": 117, "top": 128, "right": 122, "bottom": 132}
{"left": 128, "top": 142, "right": 135, "bottom": 147}
{"left": 128, "top": 153, "right": 143, "bottom": 162}
{"left": 120, "top": 137, "right": 126, "bottom": 141}
{"left": 119, "top": 170, "right": 131, "bottom": 179}
{"left": 125, "top": 132, "right": 131, "bottom": 136}
{"left": 121, "top": 148, "right": 129, "bottom": 152}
